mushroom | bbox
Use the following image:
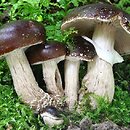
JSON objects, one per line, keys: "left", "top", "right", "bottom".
{"left": 61, "top": 2, "right": 130, "bottom": 107}
{"left": 26, "top": 41, "right": 66, "bottom": 97}
{"left": 65, "top": 36, "right": 96, "bottom": 110}
{"left": 0, "top": 20, "right": 63, "bottom": 112}
{"left": 40, "top": 106, "right": 64, "bottom": 126}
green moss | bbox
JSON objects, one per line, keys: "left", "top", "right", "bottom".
{"left": 0, "top": 84, "right": 40, "bottom": 129}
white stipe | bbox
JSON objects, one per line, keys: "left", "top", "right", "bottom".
{"left": 82, "top": 36, "right": 124, "bottom": 65}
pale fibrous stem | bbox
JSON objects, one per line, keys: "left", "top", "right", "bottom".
{"left": 82, "top": 56, "right": 114, "bottom": 108}
{"left": 6, "top": 49, "right": 62, "bottom": 112}
{"left": 65, "top": 58, "right": 80, "bottom": 110}
{"left": 42, "top": 60, "right": 64, "bottom": 96}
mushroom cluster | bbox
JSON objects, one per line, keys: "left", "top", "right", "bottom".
{"left": 0, "top": 1, "right": 130, "bottom": 127}
{"left": 0, "top": 20, "right": 66, "bottom": 126}
{"left": 61, "top": 2, "right": 130, "bottom": 108}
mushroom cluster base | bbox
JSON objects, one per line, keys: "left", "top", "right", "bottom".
{"left": 6, "top": 49, "right": 62, "bottom": 112}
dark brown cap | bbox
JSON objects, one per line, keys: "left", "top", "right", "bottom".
{"left": 61, "top": 2, "right": 121, "bottom": 35}
{"left": 115, "top": 12, "right": 130, "bottom": 55}
{"left": 0, "top": 20, "right": 46, "bottom": 56}
{"left": 61, "top": 2, "right": 130, "bottom": 56}
{"left": 41, "top": 106, "right": 62, "bottom": 118}
{"left": 66, "top": 36, "right": 96, "bottom": 61}
{"left": 26, "top": 41, "right": 67, "bottom": 65}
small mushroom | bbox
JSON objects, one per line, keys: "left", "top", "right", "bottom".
{"left": 26, "top": 41, "right": 66, "bottom": 96}
{"left": 61, "top": 2, "right": 130, "bottom": 107}
{"left": 0, "top": 20, "right": 63, "bottom": 113}
{"left": 40, "top": 106, "right": 64, "bottom": 126}
{"left": 65, "top": 36, "right": 96, "bottom": 110}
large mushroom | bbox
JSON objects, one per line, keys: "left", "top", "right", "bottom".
{"left": 26, "top": 41, "right": 66, "bottom": 97}
{"left": 61, "top": 2, "right": 130, "bottom": 107}
{"left": 65, "top": 36, "right": 96, "bottom": 110}
{"left": 0, "top": 20, "right": 63, "bottom": 112}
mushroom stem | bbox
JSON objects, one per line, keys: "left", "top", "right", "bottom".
{"left": 65, "top": 59, "right": 80, "bottom": 110}
{"left": 6, "top": 49, "right": 43, "bottom": 103}
{"left": 81, "top": 24, "right": 122, "bottom": 107}
{"left": 82, "top": 56, "right": 114, "bottom": 108}
{"left": 82, "top": 24, "right": 123, "bottom": 65}
{"left": 42, "top": 60, "right": 64, "bottom": 96}
{"left": 6, "top": 49, "right": 62, "bottom": 111}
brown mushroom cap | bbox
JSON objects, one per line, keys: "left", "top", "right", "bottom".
{"left": 61, "top": 2, "right": 130, "bottom": 55}
{"left": 115, "top": 12, "right": 130, "bottom": 55}
{"left": 26, "top": 41, "right": 67, "bottom": 65}
{"left": 67, "top": 36, "right": 96, "bottom": 61}
{"left": 0, "top": 20, "right": 46, "bottom": 56}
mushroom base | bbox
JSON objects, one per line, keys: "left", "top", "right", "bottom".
{"left": 6, "top": 49, "right": 63, "bottom": 112}
{"left": 80, "top": 56, "right": 114, "bottom": 108}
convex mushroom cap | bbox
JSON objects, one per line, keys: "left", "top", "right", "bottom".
{"left": 66, "top": 36, "right": 96, "bottom": 61}
{"left": 26, "top": 41, "right": 67, "bottom": 64}
{"left": 0, "top": 20, "right": 46, "bottom": 56}
{"left": 61, "top": 2, "right": 130, "bottom": 64}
